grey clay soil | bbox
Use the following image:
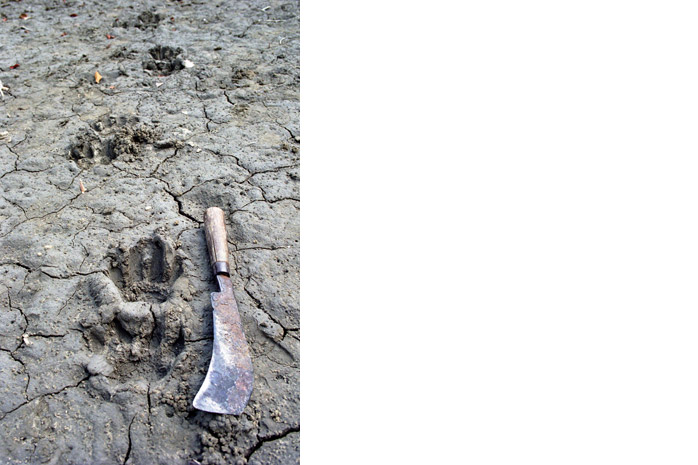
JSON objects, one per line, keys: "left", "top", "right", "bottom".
{"left": 0, "top": 0, "right": 299, "bottom": 463}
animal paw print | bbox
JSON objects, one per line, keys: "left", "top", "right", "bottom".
{"left": 108, "top": 232, "right": 183, "bottom": 303}
{"left": 79, "top": 232, "right": 188, "bottom": 383}
{"left": 68, "top": 114, "right": 160, "bottom": 167}
{"left": 114, "top": 10, "right": 162, "bottom": 29}
{"left": 142, "top": 45, "right": 185, "bottom": 76}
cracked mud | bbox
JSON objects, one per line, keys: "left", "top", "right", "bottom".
{"left": 0, "top": 1, "right": 299, "bottom": 464}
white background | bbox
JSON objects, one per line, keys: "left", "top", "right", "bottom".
{"left": 303, "top": 1, "right": 698, "bottom": 463}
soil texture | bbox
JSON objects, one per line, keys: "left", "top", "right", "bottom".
{"left": 0, "top": 0, "right": 299, "bottom": 463}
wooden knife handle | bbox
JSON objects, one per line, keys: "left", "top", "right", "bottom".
{"left": 204, "top": 207, "right": 230, "bottom": 275}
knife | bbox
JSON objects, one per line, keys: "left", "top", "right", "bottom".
{"left": 193, "top": 207, "right": 254, "bottom": 415}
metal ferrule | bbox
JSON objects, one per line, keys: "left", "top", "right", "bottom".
{"left": 213, "top": 261, "right": 230, "bottom": 275}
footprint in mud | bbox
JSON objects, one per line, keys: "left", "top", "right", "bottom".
{"left": 79, "top": 231, "right": 189, "bottom": 386}
{"left": 108, "top": 233, "right": 183, "bottom": 303}
{"left": 68, "top": 115, "right": 159, "bottom": 167}
{"left": 143, "top": 45, "right": 184, "bottom": 76}
{"left": 69, "top": 131, "right": 109, "bottom": 166}
{"left": 225, "top": 66, "right": 257, "bottom": 88}
{"left": 220, "top": 63, "right": 298, "bottom": 89}
{"left": 114, "top": 10, "right": 162, "bottom": 29}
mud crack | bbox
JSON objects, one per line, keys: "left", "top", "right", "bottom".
{"left": 245, "top": 425, "right": 300, "bottom": 462}
{"left": 123, "top": 415, "right": 136, "bottom": 465}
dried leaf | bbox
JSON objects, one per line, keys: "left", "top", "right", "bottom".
{"left": 106, "top": 34, "right": 114, "bottom": 39}
{"left": 79, "top": 180, "right": 86, "bottom": 193}
{"left": 94, "top": 71, "right": 102, "bottom": 83}
{"left": 19, "top": 13, "right": 28, "bottom": 20}
{"left": 69, "top": 13, "right": 78, "bottom": 17}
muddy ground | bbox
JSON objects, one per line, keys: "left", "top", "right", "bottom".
{"left": 0, "top": 0, "right": 299, "bottom": 463}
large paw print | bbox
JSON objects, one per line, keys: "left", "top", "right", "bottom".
{"left": 108, "top": 232, "right": 183, "bottom": 303}
{"left": 80, "top": 232, "right": 190, "bottom": 385}
{"left": 142, "top": 45, "right": 185, "bottom": 76}
{"left": 68, "top": 115, "right": 159, "bottom": 167}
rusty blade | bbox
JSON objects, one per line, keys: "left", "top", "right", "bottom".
{"left": 193, "top": 274, "right": 254, "bottom": 414}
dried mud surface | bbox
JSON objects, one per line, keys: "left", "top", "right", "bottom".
{"left": 0, "top": 1, "right": 299, "bottom": 464}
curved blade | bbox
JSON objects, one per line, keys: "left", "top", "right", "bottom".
{"left": 193, "top": 275, "right": 254, "bottom": 414}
